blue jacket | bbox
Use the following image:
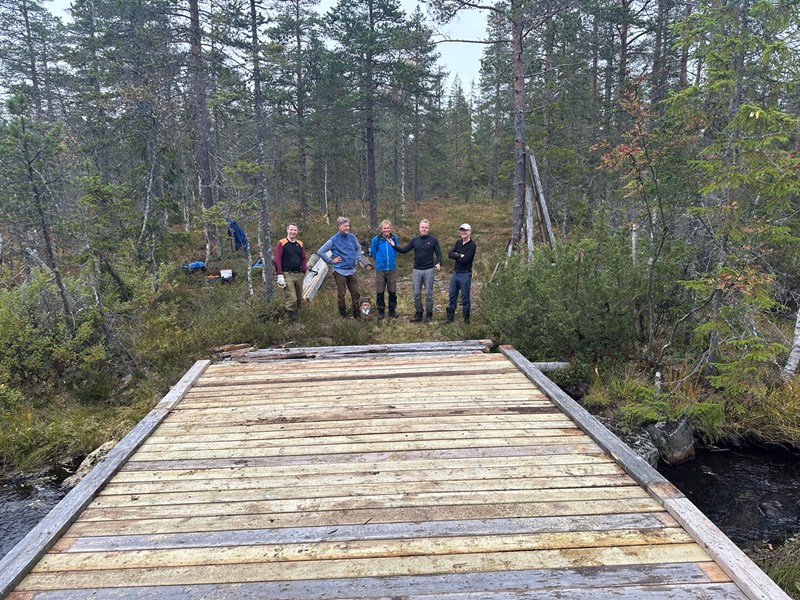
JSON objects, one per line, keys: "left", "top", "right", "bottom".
{"left": 370, "top": 234, "right": 398, "bottom": 271}
{"left": 318, "top": 232, "right": 362, "bottom": 276}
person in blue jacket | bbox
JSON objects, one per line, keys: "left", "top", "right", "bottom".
{"left": 318, "top": 216, "right": 364, "bottom": 319}
{"left": 370, "top": 220, "right": 399, "bottom": 319}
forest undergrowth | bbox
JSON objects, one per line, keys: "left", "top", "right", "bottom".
{"left": 1, "top": 197, "right": 799, "bottom": 473}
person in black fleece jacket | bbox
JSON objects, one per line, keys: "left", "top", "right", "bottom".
{"left": 396, "top": 219, "right": 442, "bottom": 322}
{"left": 444, "top": 223, "right": 476, "bottom": 324}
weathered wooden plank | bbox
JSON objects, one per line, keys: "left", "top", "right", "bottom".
{"left": 208, "top": 350, "right": 507, "bottom": 372}
{"left": 12, "top": 582, "right": 747, "bottom": 600}
{"left": 133, "top": 434, "right": 591, "bottom": 461}
{"left": 301, "top": 253, "right": 326, "bottom": 301}
{"left": 16, "top": 543, "right": 712, "bottom": 589}
{"left": 153, "top": 406, "right": 562, "bottom": 426}
{"left": 167, "top": 402, "right": 555, "bottom": 420}
{"left": 152, "top": 412, "right": 575, "bottom": 434}
{"left": 56, "top": 513, "right": 678, "bottom": 551}
{"left": 37, "top": 529, "right": 695, "bottom": 572}
{"left": 191, "top": 368, "right": 519, "bottom": 389}
{"left": 98, "top": 476, "right": 635, "bottom": 501}
{"left": 0, "top": 360, "right": 210, "bottom": 599}
{"left": 183, "top": 377, "right": 538, "bottom": 393}
{"left": 126, "top": 443, "right": 606, "bottom": 469}
{"left": 146, "top": 423, "right": 580, "bottom": 444}
{"left": 89, "top": 483, "right": 647, "bottom": 509}
{"left": 4, "top": 563, "right": 734, "bottom": 599}
{"left": 201, "top": 357, "right": 512, "bottom": 373}
{"left": 140, "top": 428, "right": 586, "bottom": 451}
{"left": 241, "top": 340, "right": 494, "bottom": 360}
{"left": 83, "top": 486, "right": 652, "bottom": 518}
{"left": 111, "top": 461, "right": 622, "bottom": 489}
{"left": 101, "top": 473, "right": 634, "bottom": 497}
{"left": 64, "top": 497, "right": 667, "bottom": 536}
{"left": 122, "top": 452, "right": 616, "bottom": 474}
{"left": 180, "top": 385, "right": 545, "bottom": 404}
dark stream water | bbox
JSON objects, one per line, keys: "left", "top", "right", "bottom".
{"left": 1, "top": 446, "right": 799, "bottom": 563}
{"left": 0, "top": 478, "right": 67, "bottom": 560}
{"left": 659, "top": 445, "right": 800, "bottom": 547}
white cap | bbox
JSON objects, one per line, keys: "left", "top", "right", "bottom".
{"left": 459, "top": 223, "right": 472, "bottom": 231}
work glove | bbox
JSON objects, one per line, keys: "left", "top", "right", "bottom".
{"left": 276, "top": 274, "right": 286, "bottom": 288}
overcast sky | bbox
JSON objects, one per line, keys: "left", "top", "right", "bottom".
{"left": 48, "top": 0, "right": 486, "bottom": 88}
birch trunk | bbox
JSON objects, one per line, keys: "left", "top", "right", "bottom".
{"left": 781, "top": 306, "right": 800, "bottom": 381}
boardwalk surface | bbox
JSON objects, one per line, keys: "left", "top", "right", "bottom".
{"left": 1, "top": 342, "right": 788, "bottom": 599}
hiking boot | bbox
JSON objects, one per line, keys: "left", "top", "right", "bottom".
{"left": 378, "top": 309, "right": 385, "bottom": 319}
{"left": 410, "top": 312, "right": 423, "bottom": 323}
{"left": 463, "top": 310, "right": 471, "bottom": 325}
{"left": 388, "top": 310, "right": 398, "bottom": 318}
{"left": 443, "top": 309, "right": 455, "bottom": 324}
{"left": 288, "top": 310, "right": 298, "bottom": 323}
{"left": 425, "top": 312, "right": 433, "bottom": 323}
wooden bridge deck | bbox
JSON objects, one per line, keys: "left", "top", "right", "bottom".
{"left": 0, "top": 341, "right": 788, "bottom": 599}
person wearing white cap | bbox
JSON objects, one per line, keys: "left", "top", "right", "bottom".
{"left": 444, "top": 223, "right": 476, "bottom": 324}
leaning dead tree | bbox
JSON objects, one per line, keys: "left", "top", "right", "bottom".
{"left": 508, "top": 146, "right": 556, "bottom": 260}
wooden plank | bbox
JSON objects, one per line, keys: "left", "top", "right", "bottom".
{"left": 15, "top": 544, "right": 712, "bottom": 589}
{"left": 144, "top": 425, "right": 580, "bottom": 444}
{"left": 191, "top": 367, "right": 518, "bottom": 387}
{"left": 111, "top": 461, "right": 623, "bottom": 488}
{"left": 101, "top": 473, "right": 633, "bottom": 496}
{"left": 141, "top": 427, "right": 584, "bottom": 448}
{"left": 36, "top": 529, "right": 695, "bottom": 572}
{"left": 132, "top": 435, "right": 590, "bottom": 461}
{"left": 210, "top": 349, "right": 506, "bottom": 370}
{"left": 56, "top": 513, "right": 679, "bottom": 551}
{"left": 4, "top": 563, "right": 734, "bottom": 599}
{"left": 242, "top": 340, "right": 494, "bottom": 359}
{"left": 98, "top": 476, "right": 635, "bottom": 501}
{"left": 125, "top": 444, "right": 607, "bottom": 470}
{"left": 499, "top": 346, "right": 790, "bottom": 600}
{"left": 301, "top": 253, "right": 328, "bottom": 301}
{"left": 0, "top": 360, "right": 210, "bottom": 598}
{"left": 82, "top": 486, "right": 652, "bottom": 519}
{"left": 205, "top": 353, "right": 508, "bottom": 371}
{"left": 121, "top": 452, "right": 617, "bottom": 474}
{"left": 151, "top": 413, "right": 575, "bottom": 434}
{"left": 154, "top": 406, "right": 564, "bottom": 425}
{"left": 89, "top": 483, "right": 648, "bottom": 509}
{"left": 63, "top": 497, "right": 667, "bottom": 536}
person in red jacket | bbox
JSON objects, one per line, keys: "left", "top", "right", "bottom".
{"left": 274, "top": 223, "right": 307, "bottom": 323}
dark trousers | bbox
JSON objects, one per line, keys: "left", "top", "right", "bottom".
{"left": 448, "top": 272, "right": 472, "bottom": 313}
{"left": 375, "top": 270, "right": 398, "bottom": 313}
{"left": 334, "top": 272, "right": 360, "bottom": 316}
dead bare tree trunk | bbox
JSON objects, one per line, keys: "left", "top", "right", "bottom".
{"left": 510, "top": 1, "right": 526, "bottom": 248}
{"left": 189, "top": 0, "right": 215, "bottom": 263}
{"left": 249, "top": 0, "right": 274, "bottom": 300}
